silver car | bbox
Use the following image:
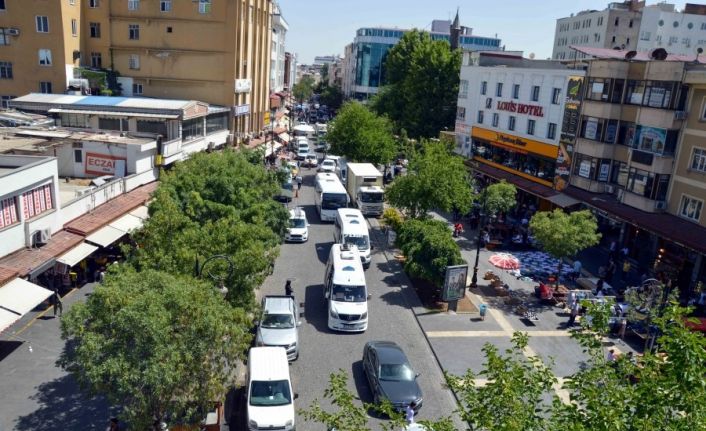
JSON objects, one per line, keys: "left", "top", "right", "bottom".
{"left": 256, "top": 295, "right": 301, "bottom": 361}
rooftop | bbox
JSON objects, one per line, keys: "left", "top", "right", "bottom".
{"left": 0, "top": 128, "right": 155, "bottom": 154}
{"left": 570, "top": 46, "right": 706, "bottom": 63}
{"left": 11, "top": 93, "right": 194, "bottom": 110}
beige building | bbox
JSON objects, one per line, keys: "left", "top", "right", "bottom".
{"left": 0, "top": 0, "right": 274, "bottom": 139}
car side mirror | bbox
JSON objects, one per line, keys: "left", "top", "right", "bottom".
{"left": 415, "top": 372, "right": 421, "bottom": 378}
{"left": 370, "top": 245, "right": 374, "bottom": 250}
{"left": 294, "top": 393, "right": 299, "bottom": 400}
{"left": 367, "top": 294, "right": 372, "bottom": 300}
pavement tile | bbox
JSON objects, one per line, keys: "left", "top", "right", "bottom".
{"left": 429, "top": 336, "right": 514, "bottom": 376}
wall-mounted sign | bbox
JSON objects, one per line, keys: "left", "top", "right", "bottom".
{"left": 442, "top": 265, "right": 468, "bottom": 302}
{"left": 85, "top": 153, "right": 127, "bottom": 176}
{"left": 233, "top": 104, "right": 250, "bottom": 117}
{"left": 496, "top": 100, "right": 544, "bottom": 117}
{"left": 234, "top": 78, "right": 252, "bottom": 93}
{"left": 472, "top": 127, "right": 559, "bottom": 159}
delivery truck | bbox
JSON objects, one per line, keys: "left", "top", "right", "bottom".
{"left": 345, "top": 163, "right": 384, "bottom": 217}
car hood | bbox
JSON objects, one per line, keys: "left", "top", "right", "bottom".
{"left": 378, "top": 378, "right": 422, "bottom": 405}
{"left": 248, "top": 403, "right": 295, "bottom": 428}
{"left": 330, "top": 300, "right": 367, "bottom": 315}
{"left": 287, "top": 227, "right": 307, "bottom": 236}
{"left": 258, "top": 327, "right": 297, "bottom": 346}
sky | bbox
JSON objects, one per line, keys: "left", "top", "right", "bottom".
{"left": 278, "top": 0, "right": 689, "bottom": 64}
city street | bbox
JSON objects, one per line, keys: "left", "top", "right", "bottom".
{"left": 258, "top": 166, "right": 464, "bottom": 429}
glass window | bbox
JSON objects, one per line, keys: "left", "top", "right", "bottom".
{"left": 611, "top": 161, "right": 629, "bottom": 187}
{"left": 129, "top": 24, "right": 139, "bottom": 40}
{"left": 680, "top": 195, "right": 703, "bottom": 221}
{"left": 473, "top": 140, "right": 556, "bottom": 181}
{"left": 39, "top": 81, "right": 52, "bottom": 93}
{"left": 0, "top": 0, "right": 5, "bottom": 10}
{"left": 492, "top": 113, "right": 499, "bottom": 127}
{"left": 0, "top": 61, "right": 13, "bottom": 79}
{"left": 128, "top": 0, "right": 139, "bottom": 10}
{"left": 574, "top": 153, "right": 598, "bottom": 179}
{"left": 477, "top": 110, "right": 484, "bottom": 124}
{"left": 137, "top": 119, "right": 167, "bottom": 135}
{"left": 132, "top": 83, "right": 143, "bottom": 94}
{"left": 182, "top": 117, "right": 204, "bottom": 141}
{"left": 512, "top": 84, "right": 520, "bottom": 99}
{"left": 496, "top": 82, "right": 503, "bottom": 97}
{"left": 692, "top": 148, "right": 706, "bottom": 173}
{"left": 643, "top": 81, "right": 676, "bottom": 109}
{"left": 199, "top": 0, "right": 211, "bottom": 14}
{"left": 206, "top": 112, "right": 228, "bottom": 134}
{"left": 91, "top": 52, "right": 102, "bottom": 68}
{"left": 129, "top": 54, "right": 140, "bottom": 69}
{"left": 527, "top": 119, "right": 535, "bottom": 135}
{"left": 160, "top": 0, "right": 171, "bottom": 12}
{"left": 459, "top": 80, "right": 468, "bottom": 98}
{"left": 585, "top": 77, "right": 611, "bottom": 101}
{"left": 456, "top": 106, "right": 466, "bottom": 121}
{"left": 551, "top": 88, "right": 561, "bottom": 104}
{"left": 480, "top": 81, "right": 488, "bottom": 95}
{"left": 36, "top": 16, "right": 49, "bottom": 33}
{"left": 21, "top": 184, "right": 54, "bottom": 219}
{"left": 38, "top": 49, "right": 52, "bottom": 65}
{"left": 611, "top": 79, "right": 624, "bottom": 103}
{"left": 625, "top": 80, "right": 646, "bottom": 105}
{"left": 0, "top": 196, "right": 19, "bottom": 229}
{"left": 531, "top": 85, "right": 540, "bottom": 102}
{"left": 71, "top": 19, "right": 77, "bottom": 36}
{"left": 90, "top": 22, "right": 101, "bottom": 38}
{"left": 508, "top": 116, "right": 516, "bottom": 131}
{"left": 89, "top": 0, "right": 99, "bottom": 7}
{"left": 547, "top": 123, "right": 557, "bottom": 140}
{"left": 61, "top": 113, "right": 88, "bottom": 128}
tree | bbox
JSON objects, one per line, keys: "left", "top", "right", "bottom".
{"left": 386, "top": 141, "right": 473, "bottom": 218}
{"left": 320, "top": 84, "right": 344, "bottom": 111}
{"left": 59, "top": 268, "right": 252, "bottom": 429}
{"left": 481, "top": 180, "right": 517, "bottom": 216}
{"left": 396, "top": 218, "right": 464, "bottom": 288}
{"left": 326, "top": 101, "right": 396, "bottom": 165}
{"left": 529, "top": 209, "right": 601, "bottom": 287}
{"left": 372, "top": 30, "right": 461, "bottom": 138}
{"left": 293, "top": 75, "right": 315, "bottom": 103}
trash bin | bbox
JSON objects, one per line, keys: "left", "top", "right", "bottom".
{"left": 479, "top": 304, "right": 487, "bottom": 320}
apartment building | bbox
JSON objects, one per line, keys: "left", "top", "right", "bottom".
{"left": 0, "top": 0, "right": 277, "bottom": 141}
{"left": 271, "top": 2, "right": 288, "bottom": 93}
{"left": 283, "top": 52, "right": 296, "bottom": 92}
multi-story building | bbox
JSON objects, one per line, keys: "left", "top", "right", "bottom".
{"left": 636, "top": 3, "right": 706, "bottom": 56}
{"left": 341, "top": 43, "right": 356, "bottom": 96}
{"left": 455, "top": 50, "right": 585, "bottom": 210}
{"left": 0, "top": 0, "right": 275, "bottom": 141}
{"left": 344, "top": 17, "right": 503, "bottom": 99}
{"left": 328, "top": 58, "right": 343, "bottom": 88}
{"left": 283, "top": 52, "right": 296, "bottom": 92}
{"left": 271, "top": 2, "right": 288, "bottom": 94}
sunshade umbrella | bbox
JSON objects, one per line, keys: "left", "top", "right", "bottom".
{"left": 489, "top": 253, "right": 520, "bottom": 270}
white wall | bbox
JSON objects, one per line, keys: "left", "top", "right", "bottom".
{"left": 637, "top": 7, "right": 706, "bottom": 55}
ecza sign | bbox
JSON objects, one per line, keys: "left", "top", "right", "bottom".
{"left": 85, "top": 153, "right": 126, "bottom": 176}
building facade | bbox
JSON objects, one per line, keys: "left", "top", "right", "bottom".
{"left": 271, "top": 2, "right": 288, "bottom": 93}
{"left": 283, "top": 51, "right": 296, "bottom": 92}
{"left": 636, "top": 3, "right": 706, "bottom": 56}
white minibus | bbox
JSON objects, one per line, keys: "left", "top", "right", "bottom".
{"left": 323, "top": 243, "right": 369, "bottom": 332}
{"left": 334, "top": 208, "right": 372, "bottom": 268}
{"left": 314, "top": 172, "right": 348, "bottom": 222}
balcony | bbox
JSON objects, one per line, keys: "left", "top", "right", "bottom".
{"left": 575, "top": 137, "right": 615, "bottom": 159}
{"left": 620, "top": 190, "right": 666, "bottom": 213}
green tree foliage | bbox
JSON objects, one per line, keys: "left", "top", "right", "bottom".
{"left": 326, "top": 101, "right": 396, "bottom": 165}
{"left": 396, "top": 218, "right": 463, "bottom": 287}
{"left": 372, "top": 30, "right": 462, "bottom": 138}
{"left": 319, "top": 84, "right": 344, "bottom": 111}
{"left": 481, "top": 180, "right": 517, "bottom": 216}
{"left": 386, "top": 142, "right": 473, "bottom": 218}
{"left": 293, "top": 75, "right": 315, "bottom": 103}
{"left": 529, "top": 209, "right": 601, "bottom": 286}
{"left": 130, "top": 151, "right": 288, "bottom": 307}
{"left": 59, "top": 268, "right": 252, "bottom": 429}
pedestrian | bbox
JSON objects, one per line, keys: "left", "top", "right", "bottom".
{"left": 52, "top": 286, "right": 63, "bottom": 317}
{"left": 620, "top": 246, "right": 630, "bottom": 260}
{"left": 296, "top": 176, "right": 302, "bottom": 190}
{"left": 573, "top": 260, "right": 582, "bottom": 280}
{"left": 595, "top": 278, "right": 605, "bottom": 295}
{"left": 607, "top": 349, "right": 617, "bottom": 362}
{"left": 453, "top": 222, "right": 464, "bottom": 238}
{"left": 606, "top": 259, "right": 617, "bottom": 282}
{"left": 285, "top": 279, "right": 293, "bottom": 297}
{"left": 568, "top": 300, "right": 579, "bottom": 326}
{"left": 621, "top": 260, "right": 631, "bottom": 282}
{"left": 609, "top": 240, "right": 617, "bottom": 260}
{"left": 618, "top": 317, "right": 627, "bottom": 340}
{"left": 98, "top": 267, "right": 106, "bottom": 283}
{"left": 106, "top": 417, "right": 120, "bottom": 431}
{"left": 405, "top": 401, "right": 417, "bottom": 424}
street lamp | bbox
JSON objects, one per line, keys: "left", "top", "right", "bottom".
{"left": 470, "top": 190, "right": 492, "bottom": 289}
{"left": 195, "top": 254, "right": 234, "bottom": 298}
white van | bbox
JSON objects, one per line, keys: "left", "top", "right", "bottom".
{"left": 247, "top": 347, "right": 297, "bottom": 431}
{"left": 324, "top": 244, "right": 370, "bottom": 332}
{"left": 334, "top": 208, "right": 372, "bottom": 268}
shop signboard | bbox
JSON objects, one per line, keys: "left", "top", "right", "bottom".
{"left": 598, "top": 161, "right": 611, "bottom": 182}
{"left": 633, "top": 125, "right": 667, "bottom": 154}
{"left": 555, "top": 75, "right": 584, "bottom": 191}
{"left": 233, "top": 104, "right": 250, "bottom": 117}
{"left": 442, "top": 264, "right": 468, "bottom": 302}
{"left": 234, "top": 78, "right": 252, "bottom": 93}
{"left": 578, "top": 160, "right": 591, "bottom": 178}
{"left": 85, "top": 153, "right": 127, "bottom": 176}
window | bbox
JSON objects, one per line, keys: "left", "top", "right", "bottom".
{"left": 0, "top": 61, "right": 12, "bottom": 79}
{"left": 531, "top": 85, "right": 540, "bottom": 102}
{"left": 129, "top": 54, "right": 140, "bottom": 69}
{"left": 480, "top": 81, "right": 487, "bottom": 95}
{"left": 0, "top": 196, "right": 18, "bottom": 229}
{"left": 0, "top": 0, "right": 5, "bottom": 10}
{"left": 89, "top": 22, "right": 101, "bottom": 38}
{"left": 60, "top": 113, "right": 88, "bottom": 128}
{"left": 206, "top": 112, "right": 228, "bottom": 134}
{"left": 496, "top": 82, "right": 503, "bottom": 97}
{"left": 38, "top": 49, "right": 52, "bottom": 66}
{"left": 128, "top": 0, "right": 139, "bottom": 10}
{"left": 615, "top": 17, "right": 619, "bottom": 26}
{"left": 199, "top": 0, "right": 211, "bottom": 14}
{"left": 624, "top": 80, "right": 678, "bottom": 109}
{"left": 132, "top": 83, "right": 143, "bottom": 95}
{"left": 547, "top": 122, "right": 557, "bottom": 140}
{"left": 39, "top": 81, "right": 52, "bottom": 93}
{"left": 508, "top": 116, "right": 516, "bottom": 131}
{"left": 74, "top": 149, "right": 82, "bottom": 163}
{"left": 129, "top": 24, "right": 139, "bottom": 40}
{"left": 167, "top": 26, "right": 173, "bottom": 33}
{"left": 551, "top": 88, "right": 561, "bottom": 104}
{"left": 91, "top": 52, "right": 102, "bottom": 68}
{"left": 0, "top": 31, "right": 8, "bottom": 46}
{"left": 477, "top": 110, "right": 484, "bottom": 124}
{"left": 36, "top": 16, "right": 49, "bottom": 33}
{"left": 691, "top": 148, "right": 706, "bottom": 173}
{"left": 492, "top": 113, "right": 499, "bottom": 127}
{"left": 89, "top": 0, "right": 99, "bottom": 7}
{"left": 183, "top": 117, "right": 204, "bottom": 140}
{"left": 629, "top": 19, "right": 633, "bottom": 28}
{"left": 22, "top": 184, "right": 54, "bottom": 219}
{"left": 71, "top": 19, "right": 77, "bottom": 36}
{"left": 640, "top": 31, "right": 651, "bottom": 41}
{"left": 459, "top": 80, "right": 468, "bottom": 98}
{"left": 680, "top": 195, "right": 703, "bottom": 221}
{"left": 456, "top": 106, "right": 466, "bottom": 121}
{"left": 527, "top": 119, "right": 535, "bottom": 135}
{"left": 598, "top": 16, "right": 603, "bottom": 26}
{"left": 160, "top": 0, "right": 171, "bottom": 12}
{"left": 69, "top": 0, "right": 75, "bottom": 4}
{"left": 0, "top": 95, "right": 15, "bottom": 108}
{"left": 512, "top": 84, "right": 520, "bottom": 99}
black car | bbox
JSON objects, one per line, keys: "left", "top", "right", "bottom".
{"left": 362, "top": 341, "right": 423, "bottom": 412}
{"left": 275, "top": 182, "right": 294, "bottom": 203}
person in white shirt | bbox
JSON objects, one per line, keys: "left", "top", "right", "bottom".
{"left": 405, "top": 401, "right": 417, "bottom": 424}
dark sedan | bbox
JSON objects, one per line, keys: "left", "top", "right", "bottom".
{"left": 362, "top": 341, "right": 423, "bottom": 412}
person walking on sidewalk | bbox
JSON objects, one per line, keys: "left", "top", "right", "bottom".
{"left": 52, "top": 286, "right": 63, "bottom": 317}
{"left": 568, "top": 300, "right": 579, "bottom": 326}
{"left": 621, "top": 260, "right": 631, "bottom": 283}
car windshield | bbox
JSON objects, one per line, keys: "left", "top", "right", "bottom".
{"left": 249, "top": 380, "right": 292, "bottom": 406}
{"left": 261, "top": 313, "right": 294, "bottom": 329}
{"left": 289, "top": 218, "right": 306, "bottom": 229}
{"left": 322, "top": 193, "right": 348, "bottom": 210}
{"left": 332, "top": 284, "right": 366, "bottom": 302}
{"left": 360, "top": 192, "right": 384, "bottom": 203}
{"left": 344, "top": 235, "right": 369, "bottom": 250}
{"left": 379, "top": 363, "right": 416, "bottom": 381}
{"left": 323, "top": 161, "right": 335, "bottom": 167}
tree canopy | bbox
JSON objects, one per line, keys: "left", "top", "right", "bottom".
{"left": 372, "top": 29, "right": 462, "bottom": 138}
{"left": 326, "top": 101, "right": 397, "bottom": 165}
{"left": 319, "top": 84, "right": 344, "bottom": 111}
{"left": 293, "top": 75, "right": 315, "bottom": 103}
{"left": 386, "top": 141, "right": 473, "bottom": 218}
{"left": 59, "top": 268, "right": 252, "bottom": 429}
{"left": 482, "top": 180, "right": 517, "bottom": 216}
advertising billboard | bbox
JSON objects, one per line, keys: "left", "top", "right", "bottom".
{"left": 555, "top": 75, "right": 584, "bottom": 191}
{"left": 442, "top": 265, "right": 469, "bottom": 302}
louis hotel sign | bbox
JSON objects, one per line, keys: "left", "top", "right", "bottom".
{"left": 496, "top": 101, "right": 544, "bottom": 117}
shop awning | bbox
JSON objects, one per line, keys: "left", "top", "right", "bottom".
{"left": 56, "top": 242, "right": 99, "bottom": 267}
{"left": 109, "top": 213, "right": 145, "bottom": 234}
{"left": 546, "top": 193, "right": 581, "bottom": 208}
{"left": 0, "top": 278, "right": 53, "bottom": 331}
{"left": 86, "top": 225, "right": 127, "bottom": 248}
{"left": 0, "top": 308, "right": 20, "bottom": 333}
{"left": 264, "top": 142, "right": 282, "bottom": 157}
{"left": 129, "top": 205, "right": 150, "bottom": 220}
{"left": 278, "top": 132, "right": 291, "bottom": 143}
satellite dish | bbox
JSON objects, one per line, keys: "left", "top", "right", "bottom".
{"left": 698, "top": 47, "right": 704, "bottom": 54}
{"left": 650, "top": 48, "right": 668, "bottom": 60}
{"left": 529, "top": 52, "right": 535, "bottom": 59}
{"left": 625, "top": 50, "right": 637, "bottom": 60}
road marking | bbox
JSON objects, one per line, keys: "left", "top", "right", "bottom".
{"left": 426, "top": 330, "right": 573, "bottom": 338}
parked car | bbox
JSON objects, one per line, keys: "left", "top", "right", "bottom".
{"left": 285, "top": 207, "right": 309, "bottom": 242}
{"left": 318, "top": 158, "right": 336, "bottom": 173}
{"left": 362, "top": 341, "right": 423, "bottom": 413}
{"left": 304, "top": 153, "right": 318, "bottom": 167}
{"left": 255, "top": 295, "right": 301, "bottom": 360}
{"left": 275, "top": 182, "right": 294, "bottom": 203}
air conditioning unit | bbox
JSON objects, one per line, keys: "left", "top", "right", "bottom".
{"left": 7, "top": 28, "right": 20, "bottom": 36}
{"left": 33, "top": 228, "right": 51, "bottom": 246}
{"left": 605, "top": 185, "right": 615, "bottom": 194}
{"left": 675, "top": 111, "right": 687, "bottom": 120}
{"left": 654, "top": 200, "right": 667, "bottom": 210}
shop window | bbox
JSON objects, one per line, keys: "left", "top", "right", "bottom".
{"left": 691, "top": 148, "right": 706, "bottom": 173}
{"left": 22, "top": 184, "right": 53, "bottom": 219}
{"left": 679, "top": 195, "right": 703, "bottom": 221}
{"left": 473, "top": 141, "right": 556, "bottom": 181}
{"left": 0, "top": 196, "right": 18, "bottom": 229}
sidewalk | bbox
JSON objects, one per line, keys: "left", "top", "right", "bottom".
{"left": 0, "top": 282, "right": 114, "bottom": 431}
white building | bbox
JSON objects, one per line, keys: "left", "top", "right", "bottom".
{"left": 637, "top": 3, "right": 706, "bottom": 56}
{"left": 342, "top": 43, "right": 356, "bottom": 97}
{"left": 455, "top": 51, "right": 585, "bottom": 190}
{"left": 271, "top": 3, "right": 289, "bottom": 93}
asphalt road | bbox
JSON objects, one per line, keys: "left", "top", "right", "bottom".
{"left": 257, "top": 166, "right": 462, "bottom": 430}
